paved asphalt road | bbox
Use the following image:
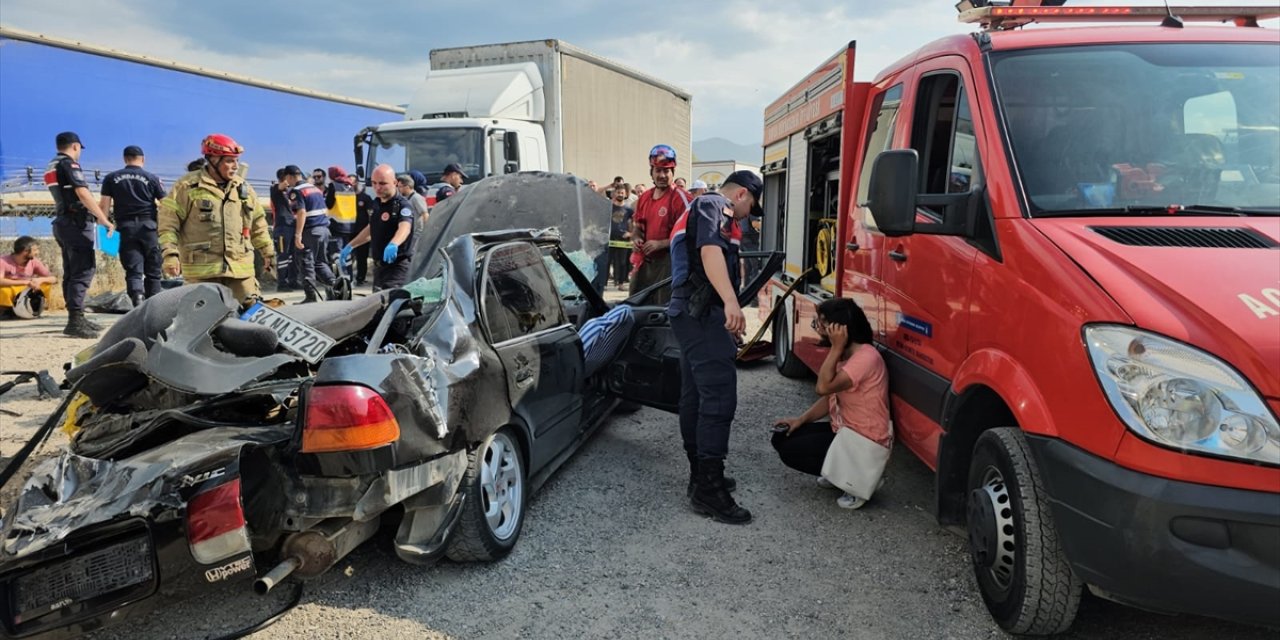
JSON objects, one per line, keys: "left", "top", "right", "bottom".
{"left": 71, "top": 359, "right": 1271, "bottom": 640}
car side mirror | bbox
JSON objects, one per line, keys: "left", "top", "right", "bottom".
{"left": 865, "top": 149, "right": 919, "bottom": 237}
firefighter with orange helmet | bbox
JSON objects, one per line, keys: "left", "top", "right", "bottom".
{"left": 159, "top": 134, "right": 274, "bottom": 305}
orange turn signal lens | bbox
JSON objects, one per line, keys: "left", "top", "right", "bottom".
{"left": 301, "top": 385, "right": 401, "bottom": 453}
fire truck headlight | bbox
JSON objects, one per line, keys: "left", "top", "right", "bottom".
{"left": 1086, "top": 325, "right": 1280, "bottom": 466}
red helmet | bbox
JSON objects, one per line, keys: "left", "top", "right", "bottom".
{"left": 649, "top": 144, "right": 677, "bottom": 169}
{"left": 201, "top": 134, "right": 243, "bottom": 157}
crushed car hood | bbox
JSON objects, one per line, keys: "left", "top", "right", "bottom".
{"left": 410, "top": 172, "right": 611, "bottom": 282}
{"left": 1032, "top": 216, "right": 1280, "bottom": 396}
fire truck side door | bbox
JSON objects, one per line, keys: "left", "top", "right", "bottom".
{"left": 878, "top": 56, "right": 984, "bottom": 461}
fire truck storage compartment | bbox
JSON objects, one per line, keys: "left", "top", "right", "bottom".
{"left": 805, "top": 116, "right": 842, "bottom": 294}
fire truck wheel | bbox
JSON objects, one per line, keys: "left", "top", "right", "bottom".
{"left": 966, "top": 428, "right": 1082, "bottom": 635}
{"left": 773, "top": 301, "right": 809, "bottom": 379}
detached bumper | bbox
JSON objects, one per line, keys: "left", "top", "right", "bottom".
{"left": 1027, "top": 436, "right": 1280, "bottom": 628}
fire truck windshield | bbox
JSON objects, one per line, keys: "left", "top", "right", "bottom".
{"left": 991, "top": 43, "right": 1279, "bottom": 216}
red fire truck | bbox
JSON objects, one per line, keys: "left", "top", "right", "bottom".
{"left": 758, "top": 3, "right": 1280, "bottom": 634}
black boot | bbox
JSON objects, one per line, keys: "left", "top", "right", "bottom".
{"left": 686, "top": 451, "right": 736, "bottom": 498}
{"left": 63, "top": 310, "right": 100, "bottom": 339}
{"left": 690, "top": 458, "right": 752, "bottom": 525}
{"left": 302, "top": 279, "right": 321, "bottom": 303}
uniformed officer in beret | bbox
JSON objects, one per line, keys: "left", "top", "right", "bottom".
{"left": 45, "top": 131, "right": 115, "bottom": 338}
{"left": 667, "top": 169, "right": 763, "bottom": 525}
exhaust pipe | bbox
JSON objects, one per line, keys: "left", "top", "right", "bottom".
{"left": 253, "top": 518, "right": 379, "bottom": 596}
{"left": 254, "top": 556, "right": 301, "bottom": 595}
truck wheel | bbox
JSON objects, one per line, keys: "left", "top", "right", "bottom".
{"left": 445, "top": 428, "right": 527, "bottom": 562}
{"left": 966, "top": 428, "right": 1082, "bottom": 635}
{"left": 773, "top": 301, "right": 809, "bottom": 379}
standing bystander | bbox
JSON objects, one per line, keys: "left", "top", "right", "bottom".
{"left": 269, "top": 168, "right": 298, "bottom": 291}
{"left": 397, "top": 173, "right": 430, "bottom": 226}
{"left": 608, "top": 187, "right": 634, "bottom": 289}
{"left": 628, "top": 145, "right": 690, "bottom": 304}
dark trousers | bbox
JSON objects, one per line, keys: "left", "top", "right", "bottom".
{"left": 354, "top": 244, "right": 370, "bottom": 283}
{"left": 298, "top": 225, "right": 335, "bottom": 287}
{"left": 629, "top": 253, "right": 672, "bottom": 305}
{"left": 116, "top": 218, "right": 161, "bottom": 300}
{"left": 274, "top": 224, "right": 297, "bottom": 287}
{"left": 608, "top": 246, "right": 630, "bottom": 286}
{"left": 372, "top": 259, "right": 409, "bottom": 291}
{"left": 771, "top": 422, "right": 837, "bottom": 476}
{"left": 671, "top": 306, "right": 737, "bottom": 459}
{"left": 52, "top": 217, "right": 96, "bottom": 312}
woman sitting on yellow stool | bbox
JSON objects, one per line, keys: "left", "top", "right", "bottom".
{"left": 0, "top": 236, "right": 58, "bottom": 318}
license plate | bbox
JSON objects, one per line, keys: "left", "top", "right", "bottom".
{"left": 240, "top": 302, "right": 335, "bottom": 363}
{"left": 12, "top": 535, "right": 154, "bottom": 625}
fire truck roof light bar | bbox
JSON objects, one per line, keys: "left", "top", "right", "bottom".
{"left": 959, "top": 5, "right": 1280, "bottom": 30}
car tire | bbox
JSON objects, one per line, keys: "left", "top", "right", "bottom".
{"left": 966, "top": 428, "right": 1082, "bottom": 635}
{"left": 445, "top": 428, "right": 527, "bottom": 563}
{"left": 773, "top": 300, "right": 809, "bottom": 379}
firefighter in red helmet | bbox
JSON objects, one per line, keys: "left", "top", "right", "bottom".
{"left": 158, "top": 134, "right": 274, "bottom": 306}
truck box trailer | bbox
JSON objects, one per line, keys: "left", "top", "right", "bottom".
{"left": 0, "top": 26, "right": 403, "bottom": 232}
{"left": 355, "top": 39, "right": 692, "bottom": 190}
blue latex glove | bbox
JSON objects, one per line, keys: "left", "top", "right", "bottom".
{"left": 339, "top": 244, "right": 354, "bottom": 264}
{"left": 382, "top": 242, "right": 399, "bottom": 263}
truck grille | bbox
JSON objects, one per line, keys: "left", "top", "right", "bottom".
{"left": 11, "top": 535, "right": 154, "bottom": 624}
{"left": 1091, "top": 226, "right": 1276, "bottom": 249}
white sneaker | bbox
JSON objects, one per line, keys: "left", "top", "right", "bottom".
{"left": 816, "top": 476, "right": 835, "bottom": 489}
{"left": 837, "top": 493, "right": 867, "bottom": 510}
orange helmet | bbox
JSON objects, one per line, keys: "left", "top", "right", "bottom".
{"left": 201, "top": 133, "right": 243, "bottom": 157}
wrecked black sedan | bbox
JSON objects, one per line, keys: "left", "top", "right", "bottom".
{"left": 0, "top": 173, "right": 686, "bottom": 639}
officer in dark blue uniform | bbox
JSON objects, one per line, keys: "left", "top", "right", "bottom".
{"left": 44, "top": 131, "right": 115, "bottom": 338}
{"left": 283, "top": 165, "right": 335, "bottom": 302}
{"left": 667, "top": 170, "right": 762, "bottom": 525}
{"left": 100, "top": 145, "right": 165, "bottom": 306}
{"left": 341, "top": 165, "right": 413, "bottom": 291}
{"left": 270, "top": 167, "right": 298, "bottom": 291}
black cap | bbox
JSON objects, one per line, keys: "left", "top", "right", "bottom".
{"left": 55, "top": 131, "right": 83, "bottom": 149}
{"left": 725, "top": 170, "right": 764, "bottom": 217}
{"left": 443, "top": 163, "right": 468, "bottom": 180}
{"left": 123, "top": 145, "right": 144, "bottom": 158}
{"left": 283, "top": 165, "right": 304, "bottom": 177}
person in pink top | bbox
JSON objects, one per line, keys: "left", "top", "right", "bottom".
{"left": 0, "top": 236, "right": 58, "bottom": 318}
{"left": 772, "top": 298, "right": 891, "bottom": 509}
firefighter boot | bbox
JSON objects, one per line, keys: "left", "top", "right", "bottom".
{"left": 686, "top": 451, "right": 737, "bottom": 498}
{"left": 690, "top": 458, "right": 752, "bottom": 525}
{"left": 63, "top": 310, "right": 100, "bottom": 339}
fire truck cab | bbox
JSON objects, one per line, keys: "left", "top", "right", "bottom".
{"left": 758, "top": 4, "right": 1280, "bottom": 634}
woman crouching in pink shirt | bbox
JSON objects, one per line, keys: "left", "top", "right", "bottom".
{"left": 771, "top": 298, "right": 891, "bottom": 509}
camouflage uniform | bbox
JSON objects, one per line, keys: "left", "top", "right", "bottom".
{"left": 159, "top": 167, "right": 274, "bottom": 303}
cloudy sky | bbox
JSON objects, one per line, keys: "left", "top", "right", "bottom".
{"left": 0, "top": 0, "right": 1266, "bottom": 146}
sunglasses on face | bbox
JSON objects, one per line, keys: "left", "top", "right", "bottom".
{"left": 811, "top": 317, "right": 827, "bottom": 331}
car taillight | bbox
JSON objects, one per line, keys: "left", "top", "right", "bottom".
{"left": 187, "top": 478, "right": 251, "bottom": 564}
{"left": 301, "top": 385, "right": 400, "bottom": 454}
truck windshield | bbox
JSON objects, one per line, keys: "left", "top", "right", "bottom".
{"left": 991, "top": 43, "right": 1279, "bottom": 215}
{"left": 368, "top": 127, "right": 484, "bottom": 184}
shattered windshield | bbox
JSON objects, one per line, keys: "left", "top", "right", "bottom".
{"left": 368, "top": 127, "right": 484, "bottom": 185}
{"left": 991, "top": 43, "right": 1280, "bottom": 214}
{"left": 407, "top": 172, "right": 611, "bottom": 284}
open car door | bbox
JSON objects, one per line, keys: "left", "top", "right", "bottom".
{"left": 606, "top": 250, "right": 785, "bottom": 413}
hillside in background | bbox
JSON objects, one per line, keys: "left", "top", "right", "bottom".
{"left": 693, "top": 137, "right": 761, "bottom": 165}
